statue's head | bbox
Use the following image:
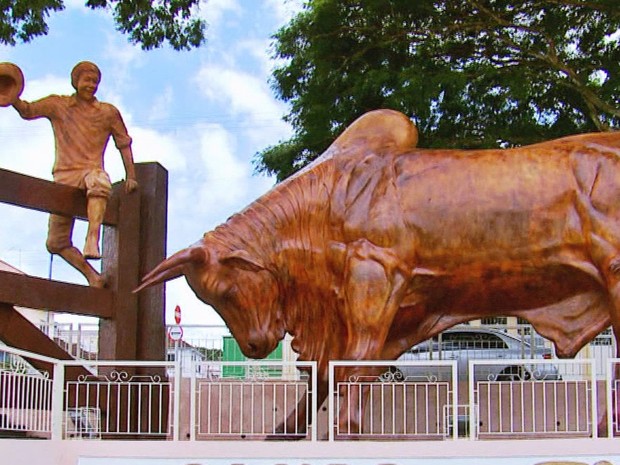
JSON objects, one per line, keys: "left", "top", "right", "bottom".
{"left": 70, "top": 61, "right": 101, "bottom": 90}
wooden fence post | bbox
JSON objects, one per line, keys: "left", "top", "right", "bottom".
{"left": 98, "top": 162, "right": 168, "bottom": 362}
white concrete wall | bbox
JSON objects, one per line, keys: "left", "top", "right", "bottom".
{"left": 2, "top": 438, "right": 620, "bottom": 465}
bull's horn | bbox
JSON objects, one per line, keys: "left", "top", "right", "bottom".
{"left": 133, "top": 246, "right": 207, "bottom": 293}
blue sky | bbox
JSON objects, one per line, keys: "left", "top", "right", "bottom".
{"left": 0, "top": 0, "right": 303, "bottom": 325}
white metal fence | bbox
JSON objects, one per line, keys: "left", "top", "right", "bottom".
{"left": 40, "top": 322, "right": 99, "bottom": 361}
{"left": 0, "top": 367, "right": 53, "bottom": 436}
{"left": 471, "top": 359, "right": 598, "bottom": 439}
{"left": 329, "top": 360, "right": 458, "bottom": 440}
{"left": 3, "top": 344, "right": 620, "bottom": 441}
{"left": 190, "top": 360, "right": 317, "bottom": 440}
{"left": 0, "top": 347, "right": 177, "bottom": 440}
{"left": 65, "top": 367, "right": 173, "bottom": 438}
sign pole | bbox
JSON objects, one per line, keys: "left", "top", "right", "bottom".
{"left": 174, "top": 305, "right": 181, "bottom": 374}
{"left": 168, "top": 307, "right": 183, "bottom": 376}
{"left": 175, "top": 339, "right": 180, "bottom": 375}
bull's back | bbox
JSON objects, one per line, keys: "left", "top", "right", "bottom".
{"left": 394, "top": 132, "right": 620, "bottom": 265}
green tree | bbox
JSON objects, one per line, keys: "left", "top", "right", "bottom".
{"left": 257, "top": 0, "right": 620, "bottom": 181}
{"left": 0, "top": 0, "right": 206, "bottom": 51}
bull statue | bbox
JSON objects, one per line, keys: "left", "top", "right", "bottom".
{"left": 137, "top": 109, "right": 620, "bottom": 435}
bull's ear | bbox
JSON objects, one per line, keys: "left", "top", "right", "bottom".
{"left": 220, "top": 249, "right": 265, "bottom": 272}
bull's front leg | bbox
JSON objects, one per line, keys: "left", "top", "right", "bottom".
{"left": 336, "top": 239, "right": 409, "bottom": 436}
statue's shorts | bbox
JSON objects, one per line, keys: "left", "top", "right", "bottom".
{"left": 46, "top": 169, "right": 112, "bottom": 253}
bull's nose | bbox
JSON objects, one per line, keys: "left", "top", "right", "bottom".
{"left": 245, "top": 340, "right": 267, "bottom": 359}
{"left": 247, "top": 341, "right": 259, "bottom": 355}
{"left": 243, "top": 333, "right": 273, "bottom": 359}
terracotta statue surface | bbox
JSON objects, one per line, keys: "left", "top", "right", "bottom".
{"left": 137, "top": 109, "right": 620, "bottom": 433}
{"left": 2, "top": 61, "right": 137, "bottom": 288}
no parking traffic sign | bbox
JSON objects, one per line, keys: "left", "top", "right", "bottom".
{"left": 167, "top": 325, "right": 183, "bottom": 342}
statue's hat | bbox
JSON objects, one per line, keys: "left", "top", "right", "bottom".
{"left": 0, "top": 62, "right": 24, "bottom": 107}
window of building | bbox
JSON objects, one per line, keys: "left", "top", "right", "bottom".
{"left": 480, "top": 317, "right": 507, "bottom": 326}
{"left": 517, "top": 317, "right": 531, "bottom": 335}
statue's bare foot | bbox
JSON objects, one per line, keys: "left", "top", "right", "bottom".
{"left": 84, "top": 238, "right": 101, "bottom": 259}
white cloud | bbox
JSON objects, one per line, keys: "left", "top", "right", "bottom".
{"left": 194, "top": 65, "right": 289, "bottom": 142}
{"left": 196, "top": 123, "right": 250, "bottom": 206}
{"left": 103, "top": 125, "right": 188, "bottom": 183}
{"left": 265, "top": 0, "right": 305, "bottom": 25}
{"left": 103, "top": 33, "right": 143, "bottom": 70}
{"left": 235, "top": 37, "right": 275, "bottom": 74}
{"left": 200, "top": 0, "right": 242, "bottom": 24}
{"left": 99, "top": 33, "right": 145, "bottom": 107}
{"left": 22, "top": 74, "right": 73, "bottom": 99}
{"left": 0, "top": 111, "right": 53, "bottom": 179}
{"left": 165, "top": 278, "right": 225, "bottom": 325}
{"left": 0, "top": 205, "right": 50, "bottom": 277}
{"left": 148, "top": 86, "right": 174, "bottom": 123}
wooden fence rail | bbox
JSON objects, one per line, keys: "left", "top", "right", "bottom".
{"left": 0, "top": 163, "right": 168, "bottom": 365}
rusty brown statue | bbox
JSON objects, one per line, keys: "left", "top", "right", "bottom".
{"left": 1, "top": 61, "right": 138, "bottom": 288}
{"left": 136, "top": 108, "right": 620, "bottom": 435}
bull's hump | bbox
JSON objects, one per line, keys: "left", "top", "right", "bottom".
{"left": 330, "top": 109, "right": 418, "bottom": 154}
{"left": 282, "top": 109, "right": 418, "bottom": 186}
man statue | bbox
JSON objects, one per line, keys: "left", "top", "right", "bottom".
{"left": 12, "top": 61, "right": 138, "bottom": 288}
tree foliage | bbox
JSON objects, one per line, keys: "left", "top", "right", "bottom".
{"left": 257, "top": 0, "right": 620, "bottom": 181}
{"left": 0, "top": 0, "right": 206, "bottom": 50}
